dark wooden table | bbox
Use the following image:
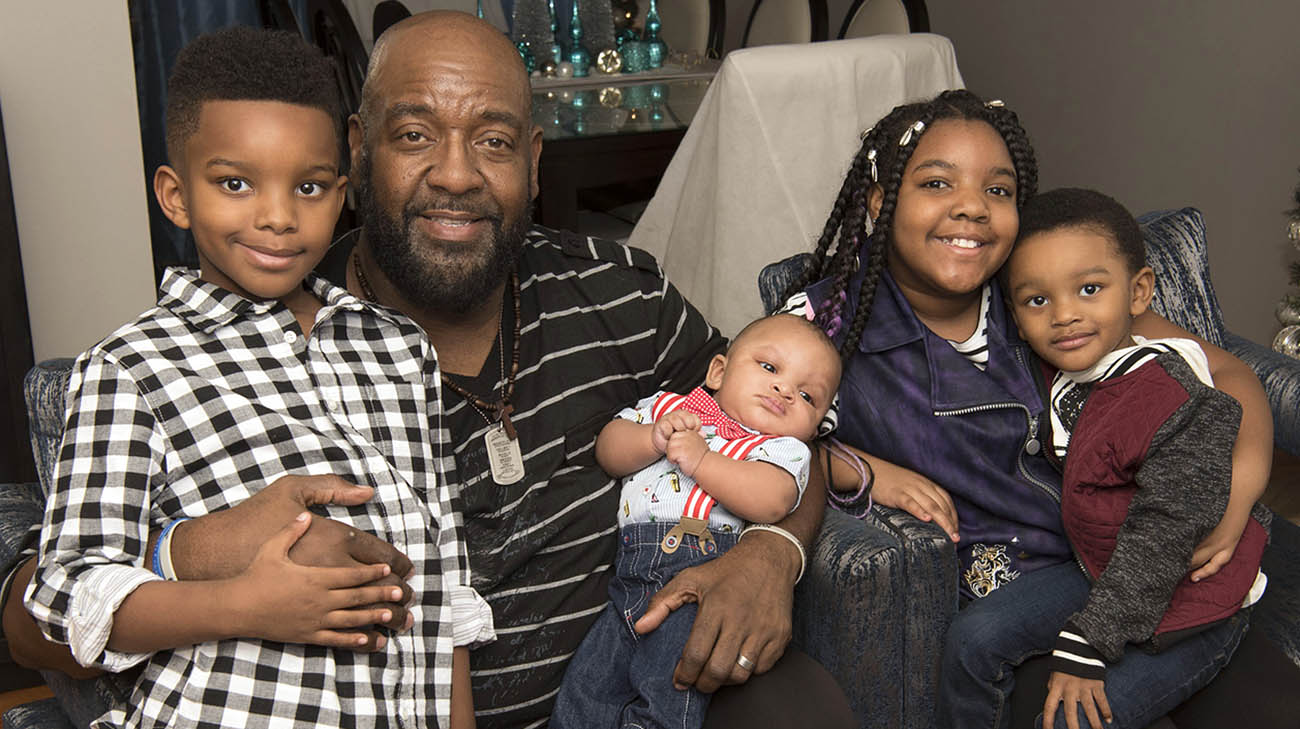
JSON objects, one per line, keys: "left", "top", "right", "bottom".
{"left": 530, "top": 73, "right": 714, "bottom": 232}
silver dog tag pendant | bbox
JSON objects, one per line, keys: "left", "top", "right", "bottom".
{"left": 485, "top": 423, "right": 524, "bottom": 485}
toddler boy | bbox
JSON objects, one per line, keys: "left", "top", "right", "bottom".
{"left": 1002, "top": 187, "right": 1269, "bottom": 729}
{"left": 25, "top": 26, "right": 488, "bottom": 729}
{"left": 553, "top": 313, "right": 841, "bottom": 729}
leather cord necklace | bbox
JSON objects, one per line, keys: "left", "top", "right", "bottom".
{"left": 352, "top": 249, "right": 522, "bottom": 441}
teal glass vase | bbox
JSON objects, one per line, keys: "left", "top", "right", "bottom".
{"left": 568, "top": 0, "right": 591, "bottom": 77}
{"left": 643, "top": 0, "right": 665, "bottom": 69}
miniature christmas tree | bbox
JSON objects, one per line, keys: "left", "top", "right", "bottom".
{"left": 579, "top": 0, "right": 617, "bottom": 57}
{"left": 513, "top": 0, "right": 558, "bottom": 65}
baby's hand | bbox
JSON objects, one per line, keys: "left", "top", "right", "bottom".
{"left": 231, "top": 513, "right": 408, "bottom": 651}
{"left": 665, "top": 429, "right": 710, "bottom": 478}
{"left": 652, "top": 410, "right": 702, "bottom": 454}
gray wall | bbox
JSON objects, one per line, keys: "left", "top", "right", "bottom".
{"left": 723, "top": 0, "right": 1300, "bottom": 345}
{"left": 0, "top": 1, "right": 155, "bottom": 361}
{"left": 927, "top": 1, "right": 1300, "bottom": 346}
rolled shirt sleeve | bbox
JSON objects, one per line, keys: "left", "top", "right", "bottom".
{"left": 62, "top": 565, "right": 159, "bottom": 669}
{"left": 447, "top": 581, "right": 495, "bottom": 648}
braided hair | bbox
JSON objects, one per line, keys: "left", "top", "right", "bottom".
{"left": 783, "top": 90, "right": 1038, "bottom": 361}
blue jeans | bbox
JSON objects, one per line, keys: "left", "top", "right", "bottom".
{"left": 552, "top": 522, "right": 739, "bottom": 729}
{"left": 936, "top": 561, "right": 1250, "bottom": 729}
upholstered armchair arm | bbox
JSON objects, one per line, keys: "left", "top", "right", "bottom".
{"left": 1223, "top": 332, "right": 1300, "bottom": 458}
{"left": 866, "top": 506, "right": 958, "bottom": 729}
{"left": 794, "top": 509, "right": 905, "bottom": 728}
{"left": 793, "top": 507, "right": 959, "bottom": 729}
{"left": 23, "top": 359, "right": 75, "bottom": 495}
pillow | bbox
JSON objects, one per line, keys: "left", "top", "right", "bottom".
{"left": 1139, "top": 207, "right": 1226, "bottom": 347}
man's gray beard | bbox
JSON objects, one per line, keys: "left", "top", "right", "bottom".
{"left": 355, "top": 155, "right": 532, "bottom": 315}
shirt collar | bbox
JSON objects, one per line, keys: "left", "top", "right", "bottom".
{"left": 156, "top": 266, "right": 408, "bottom": 335}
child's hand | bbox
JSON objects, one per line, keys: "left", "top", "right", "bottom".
{"left": 869, "top": 457, "right": 960, "bottom": 542}
{"left": 665, "top": 429, "right": 710, "bottom": 478}
{"left": 652, "top": 411, "right": 702, "bottom": 455}
{"left": 1189, "top": 513, "right": 1245, "bottom": 582}
{"left": 232, "top": 513, "right": 409, "bottom": 651}
{"left": 1043, "top": 671, "right": 1112, "bottom": 729}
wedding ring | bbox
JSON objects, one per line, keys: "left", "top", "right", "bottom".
{"left": 736, "top": 654, "right": 755, "bottom": 672}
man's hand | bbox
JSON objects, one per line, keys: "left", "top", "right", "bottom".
{"left": 869, "top": 458, "right": 960, "bottom": 542}
{"left": 633, "top": 531, "right": 797, "bottom": 692}
{"left": 665, "top": 430, "right": 710, "bottom": 478}
{"left": 652, "top": 410, "right": 701, "bottom": 454}
{"left": 231, "top": 513, "right": 407, "bottom": 650}
{"left": 173, "top": 474, "right": 413, "bottom": 632}
{"left": 1043, "top": 671, "right": 1112, "bottom": 729}
{"left": 3, "top": 557, "right": 102, "bottom": 678}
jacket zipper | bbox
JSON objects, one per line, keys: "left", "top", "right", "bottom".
{"left": 933, "top": 401, "right": 1059, "bottom": 504}
{"left": 1014, "top": 344, "right": 1095, "bottom": 580}
{"left": 934, "top": 381, "right": 1091, "bottom": 576}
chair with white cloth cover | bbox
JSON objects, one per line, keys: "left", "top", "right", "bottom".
{"left": 838, "top": 0, "right": 930, "bottom": 39}
{"left": 627, "top": 34, "right": 964, "bottom": 337}
{"left": 657, "top": 0, "right": 725, "bottom": 57}
{"left": 334, "top": 0, "right": 509, "bottom": 49}
{"left": 741, "top": 0, "right": 829, "bottom": 47}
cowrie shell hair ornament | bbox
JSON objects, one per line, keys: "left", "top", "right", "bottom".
{"left": 899, "top": 120, "right": 925, "bottom": 147}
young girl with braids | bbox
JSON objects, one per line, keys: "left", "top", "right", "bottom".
{"left": 784, "top": 90, "right": 1274, "bottom": 728}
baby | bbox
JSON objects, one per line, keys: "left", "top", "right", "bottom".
{"left": 553, "top": 313, "right": 841, "bottom": 729}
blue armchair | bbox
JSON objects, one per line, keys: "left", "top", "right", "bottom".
{"left": 3, "top": 209, "right": 1298, "bottom": 729}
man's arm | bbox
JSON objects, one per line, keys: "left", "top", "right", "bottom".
{"left": 1133, "top": 311, "right": 1272, "bottom": 580}
{"left": 2, "top": 556, "right": 98, "bottom": 677}
{"left": 2, "top": 475, "right": 414, "bottom": 674}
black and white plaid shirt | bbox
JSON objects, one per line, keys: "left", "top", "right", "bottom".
{"left": 27, "top": 268, "right": 488, "bottom": 729}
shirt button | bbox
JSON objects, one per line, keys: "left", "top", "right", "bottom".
{"left": 324, "top": 398, "right": 339, "bottom": 412}
{"left": 284, "top": 331, "right": 298, "bottom": 344}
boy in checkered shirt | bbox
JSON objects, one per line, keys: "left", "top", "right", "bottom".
{"left": 24, "top": 26, "right": 487, "bottom": 729}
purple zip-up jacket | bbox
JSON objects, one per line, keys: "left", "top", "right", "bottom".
{"left": 807, "top": 263, "right": 1071, "bottom": 598}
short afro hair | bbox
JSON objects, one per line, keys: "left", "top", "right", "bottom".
{"left": 1016, "top": 187, "right": 1146, "bottom": 275}
{"left": 165, "top": 25, "right": 342, "bottom": 168}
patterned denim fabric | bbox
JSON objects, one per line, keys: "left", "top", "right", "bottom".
{"left": 0, "top": 482, "right": 40, "bottom": 570}
{"left": 2, "top": 698, "right": 72, "bottom": 729}
{"left": 1139, "top": 207, "right": 1227, "bottom": 348}
{"left": 22, "top": 359, "right": 73, "bottom": 496}
{"left": 1226, "top": 332, "right": 1300, "bottom": 458}
{"left": 792, "top": 509, "right": 908, "bottom": 729}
